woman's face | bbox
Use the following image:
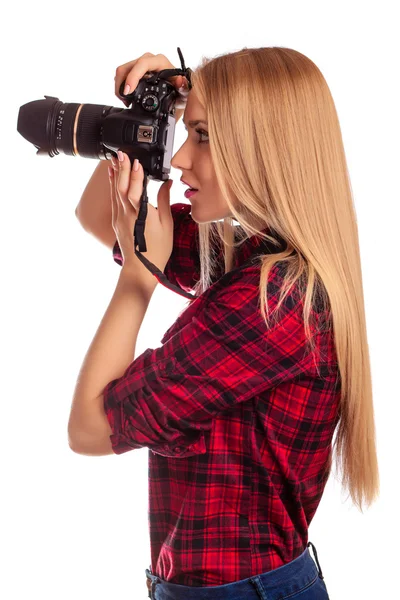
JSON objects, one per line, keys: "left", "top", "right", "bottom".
{"left": 171, "top": 88, "right": 232, "bottom": 224}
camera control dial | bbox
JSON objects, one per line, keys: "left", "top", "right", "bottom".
{"left": 142, "top": 94, "right": 159, "bottom": 112}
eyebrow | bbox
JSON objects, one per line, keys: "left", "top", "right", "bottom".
{"left": 182, "top": 118, "right": 208, "bottom": 128}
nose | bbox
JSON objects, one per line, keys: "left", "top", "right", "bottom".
{"left": 171, "top": 140, "right": 190, "bottom": 171}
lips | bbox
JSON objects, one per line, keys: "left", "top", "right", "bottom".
{"left": 181, "top": 178, "right": 199, "bottom": 191}
{"left": 184, "top": 188, "right": 198, "bottom": 199}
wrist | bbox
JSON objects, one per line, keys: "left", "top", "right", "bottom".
{"left": 119, "top": 264, "right": 158, "bottom": 298}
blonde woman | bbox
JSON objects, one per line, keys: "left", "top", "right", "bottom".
{"left": 70, "top": 48, "right": 379, "bottom": 600}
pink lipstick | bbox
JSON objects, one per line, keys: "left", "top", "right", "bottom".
{"left": 184, "top": 188, "right": 198, "bottom": 199}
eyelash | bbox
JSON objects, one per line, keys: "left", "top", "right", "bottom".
{"left": 195, "top": 128, "right": 209, "bottom": 143}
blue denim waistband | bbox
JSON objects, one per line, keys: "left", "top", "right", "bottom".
{"left": 145, "top": 541, "right": 324, "bottom": 600}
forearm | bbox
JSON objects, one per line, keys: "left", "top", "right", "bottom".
{"left": 68, "top": 267, "right": 155, "bottom": 444}
{"left": 75, "top": 159, "right": 112, "bottom": 230}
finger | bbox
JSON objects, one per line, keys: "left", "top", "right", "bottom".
{"left": 117, "top": 153, "right": 144, "bottom": 211}
{"left": 176, "top": 79, "right": 190, "bottom": 108}
{"left": 176, "top": 75, "right": 189, "bottom": 90}
{"left": 113, "top": 164, "right": 121, "bottom": 220}
{"left": 119, "top": 55, "right": 159, "bottom": 98}
{"left": 120, "top": 54, "right": 180, "bottom": 99}
{"left": 114, "top": 52, "right": 153, "bottom": 94}
{"left": 110, "top": 155, "right": 118, "bottom": 171}
{"left": 116, "top": 152, "right": 131, "bottom": 210}
{"left": 127, "top": 158, "right": 145, "bottom": 211}
{"left": 157, "top": 179, "right": 174, "bottom": 225}
{"left": 108, "top": 166, "right": 118, "bottom": 222}
{"left": 114, "top": 52, "right": 154, "bottom": 101}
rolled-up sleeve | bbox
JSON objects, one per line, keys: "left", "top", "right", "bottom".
{"left": 103, "top": 266, "right": 315, "bottom": 457}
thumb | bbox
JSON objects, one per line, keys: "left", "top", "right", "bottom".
{"left": 157, "top": 179, "right": 173, "bottom": 224}
{"left": 174, "top": 75, "right": 185, "bottom": 90}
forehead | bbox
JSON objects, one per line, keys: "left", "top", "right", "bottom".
{"left": 182, "top": 89, "right": 207, "bottom": 125}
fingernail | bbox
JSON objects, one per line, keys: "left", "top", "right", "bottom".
{"left": 123, "top": 83, "right": 130, "bottom": 95}
{"left": 117, "top": 151, "right": 124, "bottom": 162}
{"left": 133, "top": 158, "right": 140, "bottom": 172}
{"left": 178, "top": 85, "right": 189, "bottom": 97}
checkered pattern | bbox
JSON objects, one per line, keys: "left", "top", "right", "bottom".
{"left": 105, "top": 203, "right": 341, "bottom": 586}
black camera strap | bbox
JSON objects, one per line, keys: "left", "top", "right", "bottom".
{"left": 132, "top": 48, "right": 197, "bottom": 301}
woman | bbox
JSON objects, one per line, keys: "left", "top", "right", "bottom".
{"left": 70, "top": 47, "right": 379, "bottom": 599}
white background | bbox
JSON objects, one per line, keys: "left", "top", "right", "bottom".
{"left": 3, "top": 1, "right": 399, "bottom": 598}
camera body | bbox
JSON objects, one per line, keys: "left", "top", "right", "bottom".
{"left": 104, "top": 72, "right": 179, "bottom": 181}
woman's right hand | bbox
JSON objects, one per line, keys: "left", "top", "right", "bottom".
{"left": 114, "top": 52, "right": 190, "bottom": 108}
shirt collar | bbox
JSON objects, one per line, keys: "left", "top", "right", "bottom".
{"left": 233, "top": 225, "right": 288, "bottom": 268}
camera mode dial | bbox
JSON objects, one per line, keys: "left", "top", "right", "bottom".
{"left": 142, "top": 94, "right": 159, "bottom": 112}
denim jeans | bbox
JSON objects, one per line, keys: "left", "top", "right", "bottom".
{"left": 145, "top": 541, "right": 330, "bottom": 599}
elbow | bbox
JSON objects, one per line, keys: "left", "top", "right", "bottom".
{"left": 75, "top": 207, "right": 86, "bottom": 226}
{"left": 68, "top": 427, "right": 80, "bottom": 453}
{"left": 68, "top": 421, "right": 84, "bottom": 454}
{"left": 68, "top": 436, "right": 80, "bottom": 454}
{"left": 68, "top": 429, "right": 115, "bottom": 456}
{"left": 74, "top": 205, "right": 87, "bottom": 225}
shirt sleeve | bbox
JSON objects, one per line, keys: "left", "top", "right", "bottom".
{"left": 102, "top": 265, "right": 316, "bottom": 457}
{"left": 112, "top": 202, "right": 209, "bottom": 293}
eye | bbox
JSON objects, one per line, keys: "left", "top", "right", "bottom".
{"left": 194, "top": 128, "right": 209, "bottom": 144}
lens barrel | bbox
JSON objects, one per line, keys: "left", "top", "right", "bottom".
{"left": 17, "top": 95, "right": 121, "bottom": 159}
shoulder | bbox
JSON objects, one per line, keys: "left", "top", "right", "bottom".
{"left": 206, "top": 260, "right": 293, "bottom": 307}
{"left": 202, "top": 260, "right": 304, "bottom": 331}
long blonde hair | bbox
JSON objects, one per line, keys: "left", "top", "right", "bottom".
{"left": 189, "top": 46, "right": 379, "bottom": 513}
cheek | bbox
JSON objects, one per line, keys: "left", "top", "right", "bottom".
{"left": 196, "top": 156, "right": 216, "bottom": 187}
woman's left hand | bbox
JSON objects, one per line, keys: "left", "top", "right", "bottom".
{"left": 109, "top": 151, "right": 174, "bottom": 287}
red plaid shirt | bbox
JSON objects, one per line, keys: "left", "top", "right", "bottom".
{"left": 104, "top": 203, "right": 341, "bottom": 586}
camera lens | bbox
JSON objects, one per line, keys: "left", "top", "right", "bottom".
{"left": 17, "top": 95, "right": 122, "bottom": 159}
